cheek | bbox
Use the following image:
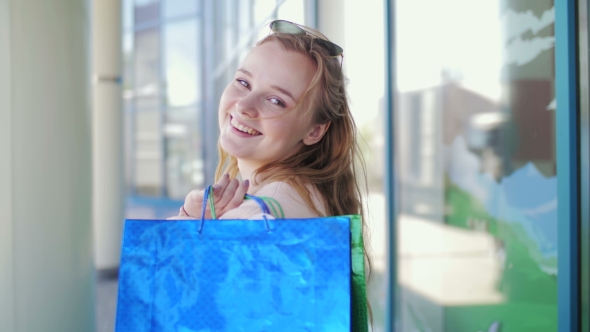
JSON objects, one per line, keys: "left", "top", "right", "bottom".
{"left": 219, "top": 83, "right": 238, "bottom": 111}
{"left": 218, "top": 92, "right": 229, "bottom": 114}
{"left": 265, "top": 116, "right": 307, "bottom": 140}
{"left": 218, "top": 88, "right": 234, "bottom": 125}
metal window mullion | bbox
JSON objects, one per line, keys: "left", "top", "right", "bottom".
{"left": 195, "top": 0, "right": 204, "bottom": 187}
{"left": 201, "top": 0, "right": 217, "bottom": 185}
{"left": 578, "top": 0, "right": 590, "bottom": 329}
{"left": 555, "top": 0, "right": 581, "bottom": 331}
{"left": 304, "top": 0, "right": 318, "bottom": 29}
{"left": 385, "top": 0, "right": 398, "bottom": 331}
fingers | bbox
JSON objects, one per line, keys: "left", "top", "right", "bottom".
{"left": 223, "top": 179, "right": 249, "bottom": 212}
{"left": 183, "top": 174, "right": 229, "bottom": 218}
{"left": 181, "top": 174, "right": 249, "bottom": 219}
{"left": 182, "top": 189, "right": 205, "bottom": 217}
{"left": 216, "top": 177, "right": 240, "bottom": 209}
{"left": 212, "top": 173, "right": 231, "bottom": 201}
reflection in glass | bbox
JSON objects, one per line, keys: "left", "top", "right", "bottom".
{"left": 134, "top": 110, "right": 162, "bottom": 196}
{"left": 165, "top": 108, "right": 203, "bottom": 199}
{"left": 163, "top": 0, "right": 197, "bottom": 19}
{"left": 395, "top": 1, "right": 557, "bottom": 331}
{"left": 123, "top": 29, "right": 135, "bottom": 194}
{"left": 338, "top": 0, "right": 388, "bottom": 330}
{"left": 123, "top": 0, "right": 134, "bottom": 30}
{"left": 134, "top": 28, "right": 160, "bottom": 99}
{"left": 123, "top": 31, "right": 134, "bottom": 99}
{"left": 134, "top": 0, "right": 160, "bottom": 25}
{"left": 164, "top": 20, "right": 199, "bottom": 108}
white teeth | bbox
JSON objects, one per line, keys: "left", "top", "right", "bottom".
{"left": 231, "top": 118, "right": 259, "bottom": 136}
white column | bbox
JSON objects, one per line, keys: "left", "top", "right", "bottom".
{"left": 0, "top": 0, "right": 15, "bottom": 330}
{"left": 0, "top": 0, "right": 95, "bottom": 331}
{"left": 317, "top": 0, "right": 346, "bottom": 57}
{"left": 92, "top": 0, "right": 124, "bottom": 271}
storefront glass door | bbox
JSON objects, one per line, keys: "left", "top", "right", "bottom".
{"left": 392, "top": 0, "right": 559, "bottom": 330}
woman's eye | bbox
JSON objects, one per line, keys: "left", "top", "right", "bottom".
{"left": 237, "top": 79, "right": 249, "bottom": 88}
{"left": 269, "top": 97, "right": 285, "bottom": 107}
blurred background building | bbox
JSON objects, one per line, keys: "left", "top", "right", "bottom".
{"left": 1, "top": 0, "right": 588, "bottom": 331}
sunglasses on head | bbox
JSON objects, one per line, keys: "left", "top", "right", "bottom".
{"left": 268, "top": 20, "right": 344, "bottom": 58}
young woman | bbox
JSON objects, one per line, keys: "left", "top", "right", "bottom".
{"left": 179, "top": 20, "right": 367, "bottom": 223}
{"left": 176, "top": 21, "right": 371, "bottom": 329}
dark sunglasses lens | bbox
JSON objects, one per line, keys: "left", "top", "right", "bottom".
{"left": 315, "top": 39, "right": 343, "bottom": 57}
{"left": 269, "top": 20, "right": 343, "bottom": 56}
{"left": 270, "top": 20, "right": 305, "bottom": 35}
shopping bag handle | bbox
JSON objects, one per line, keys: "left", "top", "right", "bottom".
{"left": 198, "top": 185, "right": 283, "bottom": 233}
{"left": 198, "top": 185, "right": 213, "bottom": 233}
{"left": 243, "top": 194, "right": 272, "bottom": 215}
{"left": 246, "top": 195, "right": 284, "bottom": 219}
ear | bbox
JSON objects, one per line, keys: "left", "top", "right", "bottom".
{"left": 302, "top": 122, "right": 331, "bottom": 146}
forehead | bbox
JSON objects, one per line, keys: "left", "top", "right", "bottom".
{"left": 241, "top": 41, "right": 317, "bottom": 100}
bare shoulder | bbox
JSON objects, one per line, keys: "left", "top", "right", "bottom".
{"left": 217, "top": 197, "right": 265, "bottom": 219}
{"left": 219, "top": 181, "right": 328, "bottom": 219}
{"left": 253, "top": 181, "right": 327, "bottom": 218}
{"left": 216, "top": 182, "right": 287, "bottom": 219}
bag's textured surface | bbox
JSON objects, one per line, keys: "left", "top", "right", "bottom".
{"left": 116, "top": 217, "right": 351, "bottom": 332}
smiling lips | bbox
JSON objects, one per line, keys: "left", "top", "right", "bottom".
{"left": 230, "top": 117, "right": 261, "bottom": 136}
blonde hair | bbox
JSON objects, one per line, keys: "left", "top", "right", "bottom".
{"left": 217, "top": 30, "right": 366, "bottom": 212}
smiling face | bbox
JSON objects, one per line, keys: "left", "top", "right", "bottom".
{"left": 218, "top": 40, "right": 328, "bottom": 174}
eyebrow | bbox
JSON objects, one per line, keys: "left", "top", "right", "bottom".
{"left": 237, "top": 68, "right": 296, "bottom": 102}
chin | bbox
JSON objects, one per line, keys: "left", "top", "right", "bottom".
{"left": 219, "top": 136, "right": 244, "bottom": 159}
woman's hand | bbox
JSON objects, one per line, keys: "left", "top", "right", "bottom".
{"left": 179, "top": 174, "right": 250, "bottom": 219}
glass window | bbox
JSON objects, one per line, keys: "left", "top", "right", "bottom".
{"left": 134, "top": 0, "right": 160, "bottom": 25}
{"left": 133, "top": 24, "right": 161, "bottom": 195}
{"left": 122, "top": 7, "right": 135, "bottom": 190}
{"left": 164, "top": 19, "right": 200, "bottom": 108}
{"left": 335, "top": 0, "right": 388, "bottom": 330}
{"left": 162, "top": 20, "right": 203, "bottom": 200}
{"left": 163, "top": 0, "right": 197, "bottom": 20}
{"left": 164, "top": 107, "right": 203, "bottom": 199}
{"left": 277, "top": 0, "right": 306, "bottom": 24}
{"left": 254, "top": 0, "right": 277, "bottom": 25}
{"left": 124, "top": 0, "right": 317, "bottom": 205}
{"left": 123, "top": 0, "right": 135, "bottom": 31}
{"left": 134, "top": 110, "right": 163, "bottom": 196}
{"left": 134, "top": 27, "right": 160, "bottom": 100}
{"left": 394, "top": 1, "right": 557, "bottom": 331}
{"left": 237, "top": 0, "right": 253, "bottom": 34}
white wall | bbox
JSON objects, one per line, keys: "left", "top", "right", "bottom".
{"left": 0, "top": 0, "right": 95, "bottom": 330}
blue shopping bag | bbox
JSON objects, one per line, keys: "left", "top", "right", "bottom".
{"left": 115, "top": 193, "right": 354, "bottom": 331}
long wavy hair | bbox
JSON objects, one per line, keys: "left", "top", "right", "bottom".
{"left": 217, "top": 30, "right": 366, "bottom": 209}
{"left": 216, "top": 29, "right": 371, "bottom": 291}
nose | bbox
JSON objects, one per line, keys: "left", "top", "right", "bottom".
{"left": 235, "top": 93, "right": 260, "bottom": 118}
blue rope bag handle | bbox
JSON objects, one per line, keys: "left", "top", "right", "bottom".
{"left": 197, "top": 185, "right": 214, "bottom": 233}
{"left": 198, "top": 186, "right": 280, "bottom": 233}
{"left": 253, "top": 196, "right": 285, "bottom": 219}
{"left": 243, "top": 194, "right": 272, "bottom": 215}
